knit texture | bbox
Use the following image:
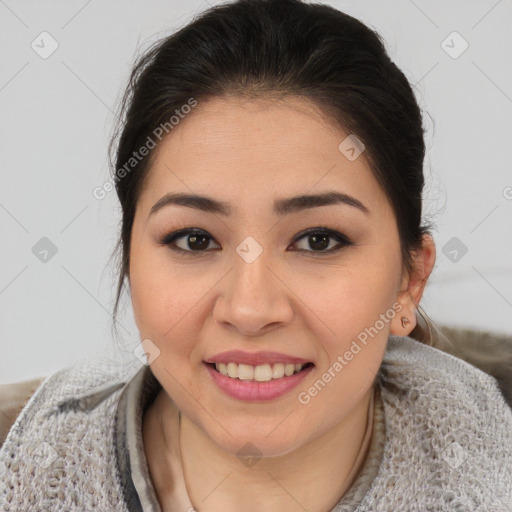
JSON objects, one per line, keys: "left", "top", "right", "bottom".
{"left": 0, "top": 335, "right": 511, "bottom": 511}
{"left": 119, "top": 363, "right": 386, "bottom": 511}
{"left": 0, "top": 359, "right": 132, "bottom": 510}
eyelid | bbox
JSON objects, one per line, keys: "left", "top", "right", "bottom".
{"left": 288, "top": 227, "right": 353, "bottom": 256}
{"left": 158, "top": 228, "right": 220, "bottom": 249}
{"left": 290, "top": 226, "right": 351, "bottom": 246}
{"left": 158, "top": 226, "right": 353, "bottom": 255}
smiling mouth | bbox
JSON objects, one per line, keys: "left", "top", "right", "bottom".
{"left": 205, "top": 361, "right": 314, "bottom": 381}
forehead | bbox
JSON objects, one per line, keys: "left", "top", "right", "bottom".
{"left": 152, "top": 95, "right": 345, "bottom": 158}
{"left": 137, "top": 95, "right": 387, "bottom": 216}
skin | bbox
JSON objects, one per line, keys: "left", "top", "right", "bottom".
{"left": 129, "top": 95, "right": 436, "bottom": 512}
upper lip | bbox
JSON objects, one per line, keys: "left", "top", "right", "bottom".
{"left": 204, "top": 350, "right": 313, "bottom": 366}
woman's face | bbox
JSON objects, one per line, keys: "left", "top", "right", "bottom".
{"left": 129, "top": 96, "right": 405, "bottom": 457}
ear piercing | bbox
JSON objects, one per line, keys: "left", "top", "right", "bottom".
{"left": 401, "top": 317, "right": 410, "bottom": 329}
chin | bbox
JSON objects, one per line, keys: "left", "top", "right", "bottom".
{"left": 204, "top": 421, "right": 306, "bottom": 460}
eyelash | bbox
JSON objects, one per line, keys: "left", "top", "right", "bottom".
{"left": 157, "top": 226, "right": 353, "bottom": 257}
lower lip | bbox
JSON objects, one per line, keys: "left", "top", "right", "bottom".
{"left": 203, "top": 363, "right": 314, "bottom": 402}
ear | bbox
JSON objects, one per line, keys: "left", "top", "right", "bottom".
{"left": 390, "top": 233, "right": 436, "bottom": 336}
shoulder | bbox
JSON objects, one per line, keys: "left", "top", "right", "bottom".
{"left": 0, "top": 377, "right": 46, "bottom": 449}
{"left": 382, "top": 334, "right": 511, "bottom": 407}
{"left": 371, "top": 335, "right": 512, "bottom": 508}
{"left": 381, "top": 335, "right": 512, "bottom": 422}
{"left": 0, "top": 358, "right": 139, "bottom": 510}
{"left": 0, "top": 358, "right": 136, "bottom": 449}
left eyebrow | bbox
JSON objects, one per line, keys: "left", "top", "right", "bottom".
{"left": 149, "top": 190, "right": 370, "bottom": 218}
{"left": 274, "top": 191, "right": 369, "bottom": 216}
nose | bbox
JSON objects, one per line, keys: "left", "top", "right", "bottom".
{"left": 213, "top": 245, "right": 294, "bottom": 337}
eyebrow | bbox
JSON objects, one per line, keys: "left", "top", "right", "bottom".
{"left": 149, "top": 190, "right": 370, "bottom": 218}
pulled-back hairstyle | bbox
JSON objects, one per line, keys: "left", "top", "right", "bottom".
{"left": 107, "top": 0, "right": 439, "bottom": 346}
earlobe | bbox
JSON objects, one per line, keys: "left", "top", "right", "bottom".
{"left": 390, "top": 302, "right": 417, "bottom": 336}
{"left": 390, "top": 234, "right": 436, "bottom": 337}
{"left": 400, "top": 316, "right": 410, "bottom": 329}
{"left": 389, "top": 266, "right": 418, "bottom": 336}
{"left": 389, "top": 269, "right": 418, "bottom": 335}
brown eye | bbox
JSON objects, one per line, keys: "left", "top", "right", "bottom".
{"left": 159, "top": 226, "right": 352, "bottom": 256}
{"left": 290, "top": 228, "right": 352, "bottom": 254}
{"left": 177, "top": 233, "right": 211, "bottom": 251}
{"left": 159, "top": 229, "right": 220, "bottom": 253}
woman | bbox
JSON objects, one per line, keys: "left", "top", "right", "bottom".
{"left": 1, "top": 0, "right": 511, "bottom": 510}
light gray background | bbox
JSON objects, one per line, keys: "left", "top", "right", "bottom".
{"left": 1, "top": 0, "right": 511, "bottom": 383}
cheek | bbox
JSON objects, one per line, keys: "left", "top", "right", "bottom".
{"left": 298, "top": 255, "right": 400, "bottom": 336}
{"left": 294, "top": 251, "right": 401, "bottom": 385}
{"left": 295, "top": 280, "right": 396, "bottom": 424}
{"left": 129, "top": 245, "right": 196, "bottom": 344}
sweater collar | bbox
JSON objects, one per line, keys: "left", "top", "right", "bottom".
{"left": 115, "top": 363, "right": 162, "bottom": 511}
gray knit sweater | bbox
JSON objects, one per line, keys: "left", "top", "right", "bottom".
{"left": 1, "top": 335, "right": 511, "bottom": 511}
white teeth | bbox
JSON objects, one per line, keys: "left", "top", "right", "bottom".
{"left": 238, "top": 364, "right": 254, "bottom": 381}
{"left": 227, "top": 362, "right": 238, "bottom": 379}
{"left": 284, "top": 363, "right": 295, "bottom": 376}
{"left": 254, "top": 364, "right": 272, "bottom": 382}
{"left": 272, "top": 363, "right": 285, "bottom": 379}
{"left": 214, "top": 362, "right": 305, "bottom": 381}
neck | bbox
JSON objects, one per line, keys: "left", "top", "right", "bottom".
{"left": 172, "top": 386, "right": 375, "bottom": 512}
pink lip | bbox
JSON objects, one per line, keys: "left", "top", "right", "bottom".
{"left": 204, "top": 362, "right": 314, "bottom": 402}
{"left": 204, "top": 350, "right": 312, "bottom": 366}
